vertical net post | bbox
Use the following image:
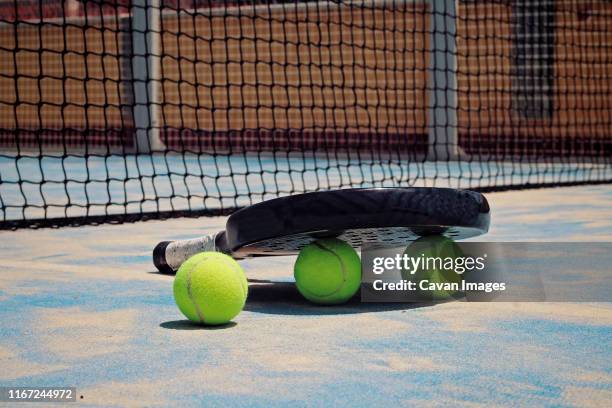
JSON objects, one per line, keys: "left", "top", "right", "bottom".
{"left": 427, "top": 0, "right": 461, "bottom": 161}
{"left": 129, "top": 0, "right": 163, "bottom": 152}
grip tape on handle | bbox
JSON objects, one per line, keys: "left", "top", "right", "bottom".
{"left": 153, "top": 233, "right": 219, "bottom": 273}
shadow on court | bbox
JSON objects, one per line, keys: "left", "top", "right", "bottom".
{"left": 160, "top": 320, "right": 238, "bottom": 330}
{"left": 151, "top": 276, "right": 435, "bottom": 317}
{"left": 244, "top": 279, "right": 434, "bottom": 316}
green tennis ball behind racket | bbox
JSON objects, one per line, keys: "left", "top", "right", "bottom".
{"left": 294, "top": 238, "right": 361, "bottom": 305}
{"left": 401, "top": 235, "right": 464, "bottom": 301}
{"left": 173, "top": 252, "right": 248, "bottom": 325}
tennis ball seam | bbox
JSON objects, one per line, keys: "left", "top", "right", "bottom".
{"left": 185, "top": 256, "right": 212, "bottom": 323}
{"left": 297, "top": 241, "right": 347, "bottom": 299}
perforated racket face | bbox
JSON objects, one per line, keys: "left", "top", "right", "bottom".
{"left": 233, "top": 225, "right": 486, "bottom": 256}
{"left": 219, "top": 187, "right": 490, "bottom": 257}
{"left": 152, "top": 187, "right": 491, "bottom": 272}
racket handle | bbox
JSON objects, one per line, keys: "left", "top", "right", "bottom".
{"left": 153, "top": 233, "right": 221, "bottom": 273}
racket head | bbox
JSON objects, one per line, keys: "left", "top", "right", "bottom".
{"left": 222, "top": 187, "right": 490, "bottom": 257}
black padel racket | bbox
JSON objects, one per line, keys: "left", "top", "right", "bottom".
{"left": 153, "top": 187, "right": 490, "bottom": 273}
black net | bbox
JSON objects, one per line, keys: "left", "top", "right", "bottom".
{"left": 0, "top": 0, "right": 610, "bottom": 229}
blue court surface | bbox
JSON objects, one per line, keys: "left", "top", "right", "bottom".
{"left": 0, "top": 185, "right": 611, "bottom": 407}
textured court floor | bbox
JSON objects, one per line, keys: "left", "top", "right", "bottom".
{"left": 1, "top": 185, "right": 611, "bottom": 407}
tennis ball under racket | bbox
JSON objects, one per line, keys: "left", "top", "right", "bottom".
{"left": 401, "top": 235, "right": 464, "bottom": 301}
{"left": 173, "top": 252, "right": 248, "bottom": 325}
{"left": 294, "top": 238, "right": 362, "bottom": 305}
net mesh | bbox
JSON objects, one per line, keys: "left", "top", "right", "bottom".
{"left": 0, "top": 0, "right": 611, "bottom": 229}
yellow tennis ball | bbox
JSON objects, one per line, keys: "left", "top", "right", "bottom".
{"left": 401, "top": 235, "right": 464, "bottom": 301}
{"left": 173, "top": 252, "right": 248, "bottom": 325}
{"left": 294, "top": 238, "right": 362, "bottom": 305}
